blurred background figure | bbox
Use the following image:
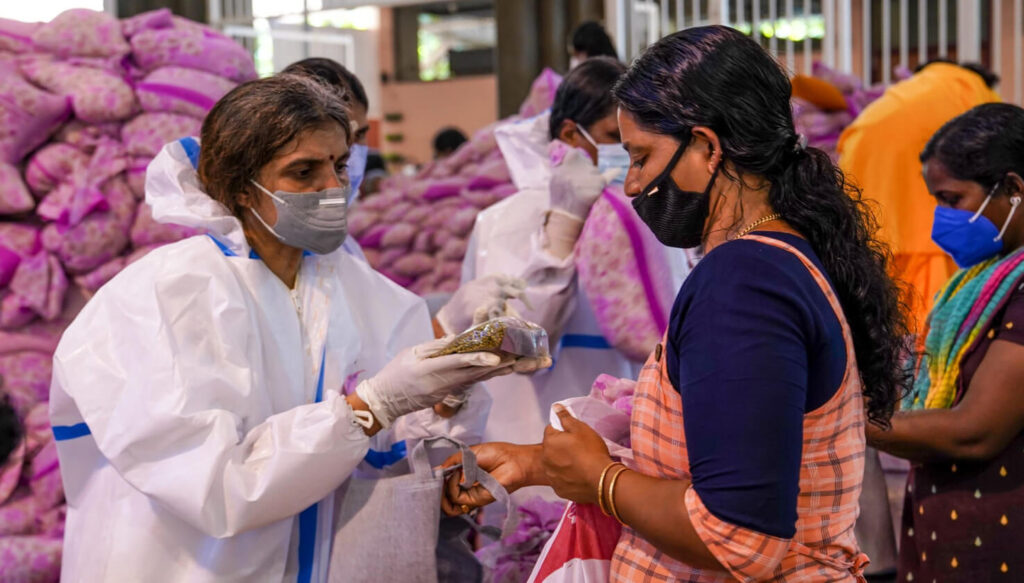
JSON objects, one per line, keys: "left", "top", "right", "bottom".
{"left": 360, "top": 150, "right": 388, "bottom": 199}
{"left": 568, "top": 20, "right": 618, "bottom": 68}
{"left": 433, "top": 127, "right": 468, "bottom": 160}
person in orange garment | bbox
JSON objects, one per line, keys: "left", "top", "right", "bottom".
{"left": 838, "top": 60, "right": 1000, "bottom": 332}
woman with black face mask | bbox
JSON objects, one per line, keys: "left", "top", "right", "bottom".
{"left": 442, "top": 26, "right": 912, "bottom": 581}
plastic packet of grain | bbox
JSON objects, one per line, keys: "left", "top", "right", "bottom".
{"left": 431, "top": 316, "right": 549, "bottom": 359}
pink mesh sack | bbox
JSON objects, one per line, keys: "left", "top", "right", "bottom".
{"left": 518, "top": 68, "right": 563, "bottom": 118}
{"left": 24, "top": 143, "right": 89, "bottom": 197}
{"left": 0, "top": 252, "right": 67, "bottom": 329}
{"left": 19, "top": 58, "right": 138, "bottom": 124}
{"left": 0, "top": 71, "right": 71, "bottom": 165}
{"left": 0, "top": 224, "right": 41, "bottom": 257}
{"left": 136, "top": 66, "right": 236, "bottom": 118}
{"left": 125, "top": 157, "right": 150, "bottom": 199}
{"left": 0, "top": 163, "right": 33, "bottom": 215}
{"left": 54, "top": 120, "right": 121, "bottom": 150}
{"left": 35, "top": 138, "right": 128, "bottom": 227}
{"left": 130, "top": 27, "right": 257, "bottom": 83}
{"left": 122, "top": 112, "right": 202, "bottom": 158}
{"left": 41, "top": 177, "right": 135, "bottom": 273}
{"left": 121, "top": 8, "right": 174, "bottom": 38}
{"left": 30, "top": 8, "right": 130, "bottom": 59}
{"left": 0, "top": 18, "right": 39, "bottom": 53}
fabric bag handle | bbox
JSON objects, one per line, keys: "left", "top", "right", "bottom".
{"left": 409, "top": 435, "right": 514, "bottom": 538}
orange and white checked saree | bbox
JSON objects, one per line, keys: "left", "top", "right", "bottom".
{"left": 610, "top": 235, "right": 870, "bottom": 582}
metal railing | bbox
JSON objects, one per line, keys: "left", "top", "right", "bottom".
{"left": 611, "top": 0, "right": 1024, "bottom": 104}
{"left": 208, "top": 0, "right": 358, "bottom": 76}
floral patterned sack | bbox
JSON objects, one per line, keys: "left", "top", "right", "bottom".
{"left": 20, "top": 57, "right": 138, "bottom": 124}
{"left": 0, "top": 163, "right": 34, "bottom": 215}
{"left": 136, "top": 66, "right": 237, "bottom": 118}
{"left": 129, "top": 27, "right": 257, "bottom": 83}
{"left": 31, "top": 8, "right": 130, "bottom": 59}
{"left": 121, "top": 112, "right": 202, "bottom": 158}
{"left": 574, "top": 186, "right": 678, "bottom": 362}
{"left": 0, "top": 68, "right": 71, "bottom": 165}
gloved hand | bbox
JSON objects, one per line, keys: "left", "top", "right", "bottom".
{"left": 438, "top": 349, "right": 553, "bottom": 409}
{"left": 549, "top": 145, "right": 607, "bottom": 221}
{"left": 356, "top": 337, "right": 514, "bottom": 428}
{"left": 436, "top": 274, "right": 528, "bottom": 335}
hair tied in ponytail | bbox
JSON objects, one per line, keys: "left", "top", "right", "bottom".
{"left": 793, "top": 133, "right": 808, "bottom": 153}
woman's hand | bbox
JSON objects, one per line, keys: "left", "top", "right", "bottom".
{"left": 441, "top": 442, "right": 545, "bottom": 516}
{"left": 541, "top": 405, "right": 614, "bottom": 504}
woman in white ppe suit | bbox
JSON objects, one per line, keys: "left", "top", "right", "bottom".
{"left": 443, "top": 58, "right": 695, "bottom": 447}
{"left": 49, "top": 75, "right": 532, "bottom": 582}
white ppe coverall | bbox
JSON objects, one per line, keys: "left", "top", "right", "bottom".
{"left": 49, "top": 138, "right": 488, "bottom": 582}
{"left": 464, "top": 113, "right": 694, "bottom": 446}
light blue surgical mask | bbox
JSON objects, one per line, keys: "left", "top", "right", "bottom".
{"left": 931, "top": 184, "right": 1021, "bottom": 268}
{"left": 346, "top": 143, "right": 369, "bottom": 204}
{"left": 578, "top": 125, "right": 628, "bottom": 185}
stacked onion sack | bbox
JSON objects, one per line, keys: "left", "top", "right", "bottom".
{"left": 791, "top": 62, "right": 889, "bottom": 161}
{"left": 0, "top": 8, "right": 254, "bottom": 569}
{"left": 348, "top": 69, "right": 562, "bottom": 296}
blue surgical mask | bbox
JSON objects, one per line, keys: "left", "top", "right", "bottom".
{"left": 577, "top": 125, "right": 628, "bottom": 185}
{"left": 346, "top": 143, "right": 369, "bottom": 204}
{"left": 931, "top": 185, "right": 1022, "bottom": 268}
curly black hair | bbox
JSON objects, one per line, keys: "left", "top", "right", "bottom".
{"left": 614, "top": 26, "right": 913, "bottom": 427}
{"left": 921, "top": 103, "right": 1024, "bottom": 190}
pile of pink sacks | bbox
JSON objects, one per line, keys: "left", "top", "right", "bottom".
{"left": 0, "top": 7, "right": 255, "bottom": 327}
{"left": 0, "top": 8, "right": 255, "bottom": 575}
{"left": 348, "top": 69, "right": 562, "bottom": 295}
{"left": 791, "top": 62, "right": 889, "bottom": 161}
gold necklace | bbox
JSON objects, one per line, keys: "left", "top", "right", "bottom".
{"left": 737, "top": 213, "right": 783, "bottom": 238}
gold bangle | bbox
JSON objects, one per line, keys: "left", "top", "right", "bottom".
{"left": 607, "top": 466, "right": 630, "bottom": 525}
{"left": 597, "top": 461, "right": 622, "bottom": 516}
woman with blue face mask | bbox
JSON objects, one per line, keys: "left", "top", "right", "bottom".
{"left": 868, "top": 103, "right": 1024, "bottom": 582}
{"left": 47, "top": 74, "right": 541, "bottom": 582}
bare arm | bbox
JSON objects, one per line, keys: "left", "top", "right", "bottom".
{"left": 442, "top": 412, "right": 722, "bottom": 570}
{"left": 869, "top": 339, "right": 1024, "bottom": 462}
{"left": 606, "top": 470, "right": 723, "bottom": 569}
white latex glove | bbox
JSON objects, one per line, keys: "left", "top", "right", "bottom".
{"left": 549, "top": 146, "right": 607, "bottom": 221}
{"left": 436, "top": 274, "right": 528, "bottom": 335}
{"left": 439, "top": 351, "right": 553, "bottom": 409}
{"left": 356, "top": 337, "right": 514, "bottom": 428}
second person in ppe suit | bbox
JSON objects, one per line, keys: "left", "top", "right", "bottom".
{"left": 49, "top": 74, "right": 537, "bottom": 582}
{"left": 445, "top": 57, "right": 694, "bottom": 451}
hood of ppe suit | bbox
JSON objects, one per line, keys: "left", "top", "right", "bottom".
{"left": 495, "top": 111, "right": 552, "bottom": 193}
{"left": 144, "top": 137, "right": 251, "bottom": 255}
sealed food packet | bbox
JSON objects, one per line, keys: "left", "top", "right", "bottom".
{"left": 431, "top": 316, "right": 550, "bottom": 359}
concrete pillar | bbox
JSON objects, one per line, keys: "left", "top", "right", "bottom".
{"left": 117, "top": 0, "right": 207, "bottom": 22}
{"left": 539, "top": 0, "right": 570, "bottom": 72}
{"left": 496, "top": 0, "right": 541, "bottom": 117}
{"left": 569, "top": 0, "right": 605, "bottom": 25}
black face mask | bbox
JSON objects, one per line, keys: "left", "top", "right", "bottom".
{"left": 631, "top": 140, "right": 720, "bottom": 249}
